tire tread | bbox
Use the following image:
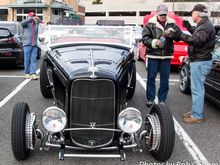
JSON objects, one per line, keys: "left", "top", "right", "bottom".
{"left": 150, "top": 104, "right": 175, "bottom": 161}
{"left": 11, "top": 102, "right": 30, "bottom": 160}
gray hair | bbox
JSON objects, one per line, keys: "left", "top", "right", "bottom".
{"left": 195, "top": 11, "right": 210, "bottom": 17}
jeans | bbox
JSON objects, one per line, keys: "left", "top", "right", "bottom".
{"left": 190, "top": 60, "right": 212, "bottom": 119}
{"left": 24, "top": 46, "right": 38, "bottom": 75}
{"left": 146, "top": 58, "right": 171, "bottom": 102}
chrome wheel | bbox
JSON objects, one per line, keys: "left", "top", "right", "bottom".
{"left": 179, "top": 64, "right": 190, "bottom": 94}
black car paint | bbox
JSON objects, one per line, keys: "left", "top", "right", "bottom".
{"left": 11, "top": 25, "right": 175, "bottom": 161}
{"left": 205, "top": 58, "right": 220, "bottom": 106}
{"left": 44, "top": 43, "right": 135, "bottom": 128}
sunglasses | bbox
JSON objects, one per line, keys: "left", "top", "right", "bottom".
{"left": 159, "top": 14, "right": 167, "bottom": 17}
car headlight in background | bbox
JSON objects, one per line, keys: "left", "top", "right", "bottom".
{"left": 42, "top": 106, "right": 67, "bottom": 133}
{"left": 118, "top": 107, "right": 142, "bottom": 133}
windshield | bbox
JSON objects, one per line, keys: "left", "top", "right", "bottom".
{"left": 212, "top": 37, "right": 220, "bottom": 59}
{"left": 40, "top": 25, "right": 134, "bottom": 48}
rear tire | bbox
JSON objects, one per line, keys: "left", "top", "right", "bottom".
{"left": 40, "top": 58, "right": 53, "bottom": 98}
{"left": 148, "top": 104, "right": 175, "bottom": 161}
{"left": 11, "top": 102, "right": 30, "bottom": 160}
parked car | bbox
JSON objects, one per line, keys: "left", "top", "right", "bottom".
{"left": 137, "top": 12, "right": 188, "bottom": 67}
{"left": 137, "top": 39, "right": 188, "bottom": 67}
{"left": 214, "top": 25, "right": 220, "bottom": 36}
{"left": 0, "top": 21, "right": 24, "bottom": 67}
{"left": 11, "top": 25, "right": 175, "bottom": 162}
{"left": 179, "top": 36, "right": 220, "bottom": 107}
{"left": 133, "top": 25, "right": 143, "bottom": 42}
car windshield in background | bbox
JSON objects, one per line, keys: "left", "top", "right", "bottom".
{"left": 133, "top": 25, "right": 143, "bottom": 40}
{"left": 0, "top": 28, "right": 11, "bottom": 37}
{"left": 44, "top": 25, "right": 134, "bottom": 48}
{"left": 0, "top": 23, "right": 16, "bottom": 35}
{"left": 212, "top": 37, "right": 220, "bottom": 59}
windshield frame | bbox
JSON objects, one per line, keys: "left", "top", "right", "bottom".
{"left": 39, "top": 25, "right": 134, "bottom": 49}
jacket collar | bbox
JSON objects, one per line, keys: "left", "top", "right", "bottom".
{"left": 196, "top": 17, "right": 208, "bottom": 28}
{"left": 148, "top": 15, "right": 175, "bottom": 31}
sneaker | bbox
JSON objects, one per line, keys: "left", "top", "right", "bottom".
{"left": 31, "top": 74, "right": 38, "bottom": 80}
{"left": 146, "top": 100, "right": 154, "bottom": 107}
{"left": 159, "top": 101, "right": 165, "bottom": 105}
{"left": 25, "top": 74, "right": 30, "bottom": 79}
{"left": 182, "top": 116, "right": 204, "bottom": 123}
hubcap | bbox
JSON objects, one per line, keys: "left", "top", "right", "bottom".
{"left": 180, "top": 67, "right": 188, "bottom": 91}
{"left": 25, "top": 113, "right": 36, "bottom": 150}
{"left": 145, "top": 113, "right": 161, "bottom": 151}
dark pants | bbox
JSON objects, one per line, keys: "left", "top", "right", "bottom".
{"left": 146, "top": 58, "right": 171, "bottom": 102}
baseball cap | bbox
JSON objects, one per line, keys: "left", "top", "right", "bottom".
{"left": 190, "top": 4, "right": 208, "bottom": 13}
{"left": 157, "top": 4, "right": 168, "bottom": 15}
{"left": 28, "top": 12, "right": 36, "bottom": 17}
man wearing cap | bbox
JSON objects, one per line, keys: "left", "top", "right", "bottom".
{"left": 21, "top": 12, "right": 42, "bottom": 80}
{"left": 167, "top": 4, "right": 215, "bottom": 123}
{"left": 142, "top": 4, "right": 180, "bottom": 107}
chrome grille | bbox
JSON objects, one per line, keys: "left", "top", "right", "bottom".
{"left": 70, "top": 79, "right": 115, "bottom": 148}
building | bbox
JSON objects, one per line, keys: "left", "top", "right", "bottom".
{"left": 80, "top": 0, "right": 220, "bottom": 25}
{"left": 0, "top": 0, "right": 85, "bottom": 24}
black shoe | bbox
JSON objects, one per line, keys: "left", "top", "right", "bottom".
{"left": 146, "top": 100, "right": 154, "bottom": 107}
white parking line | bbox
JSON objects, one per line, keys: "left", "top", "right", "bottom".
{"left": 142, "top": 78, "right": 180, "bottom": 82}
{"left": 136, "top": 73, "right": 210, "bottom": 165}
{"left": 0, "top": 75, "right": 26, "bottom": 78}
{"left": 139, "top": 78, "right": 178, "bottom": 86}
{"left": 0, "top": 69, "right": 40, "bottom": 108}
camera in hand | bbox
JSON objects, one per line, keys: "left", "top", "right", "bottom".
{"left": 183, "top": 20, "right": 191, "bottom": 29}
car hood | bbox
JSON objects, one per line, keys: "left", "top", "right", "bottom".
{"left": 49, "top": 45, "right": 130, "bottom": 80}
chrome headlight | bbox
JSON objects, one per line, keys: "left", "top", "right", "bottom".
{"left": 118, "top": 107, "right": 142, "bottom": 133}
{"left": 42, "top": 106, "right": 67, "bottom": 133}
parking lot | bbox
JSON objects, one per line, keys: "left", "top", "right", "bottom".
{"left": 0, "top": 59, "right": 220, "bottom": 165}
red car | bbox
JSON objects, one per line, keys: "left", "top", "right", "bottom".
{"left": 137, "top": 12, "right": 188, "bottom": 67}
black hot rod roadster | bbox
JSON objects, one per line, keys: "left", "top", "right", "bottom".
{"left": 11, "top": 25, "right": 175, "bottom": 161}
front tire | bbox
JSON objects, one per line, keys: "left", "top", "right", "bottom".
{"left": 146, "top": 104, "right": 175, "bottom": 161}
{"left": 11, "top": 102, "right": 30, "bottom": 160}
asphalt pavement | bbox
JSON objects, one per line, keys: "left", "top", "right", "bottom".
{"left": 0, "top": 59, "right": 219, "bottom": 165}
